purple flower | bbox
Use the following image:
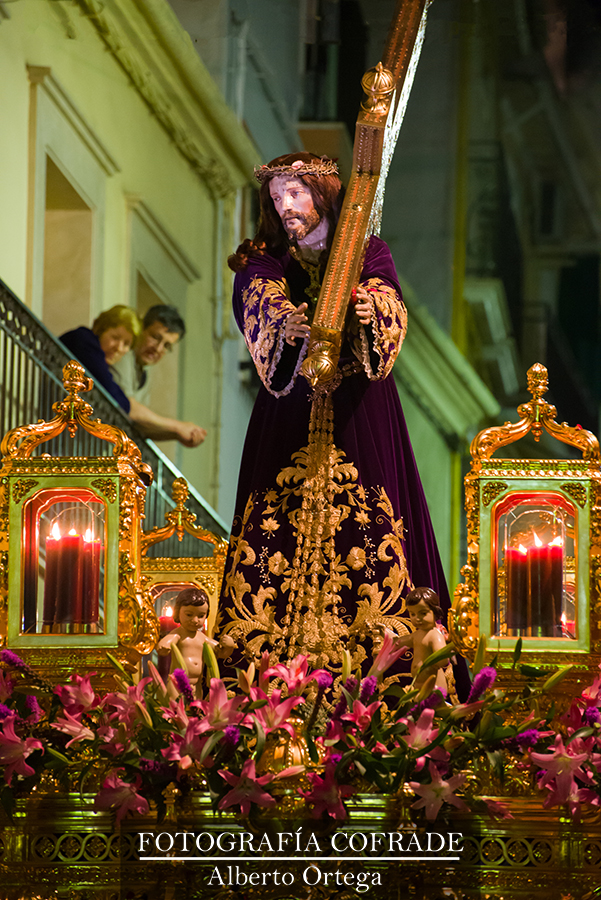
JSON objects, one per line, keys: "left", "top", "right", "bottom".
{"left": 0, "top": 704, "right": 14, "bottom": 721}
{"left": 171, "top": 669, "right": 195, "bottom": 705}
{"left": 317, "top": 672, "right": 333, "bottom": 691}
{"left": 343, "top": 676, "right": 358, "bottom": 695}
{"left": 359, "top": 676, "right": 378, "bottom": 704}
{"left": 138, "top": 758, "right": 177, "bottom": 778}
{"left": 223, "top": 725, "right": 240, "bottom": 750}
{"left": 583, "top": 707, "right": 601, "bottom": 727}
{"left": 515, "top": 729, "right": 541, "bottom": 749}
{"left": 0, "top": 650, "right": 31, "bottom": 673}
{"left": 467, "top": 667, "right": 497, "bottom": 703}
{"left": 331, "top": 695, "right": 347, "bottom": 721}
{"left": 25, "top": 695, "right": 42, "bottom": 723}
{"left": 408, "top": 688, "right": 447, "bottom": 720}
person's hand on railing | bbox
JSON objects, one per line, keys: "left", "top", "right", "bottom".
{"left": 176, "top": 422, "right": 207, "bottom": 448}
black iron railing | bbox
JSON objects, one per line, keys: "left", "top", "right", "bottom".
{"left": 0, "top": 279, "right": 227, "bottom": 556}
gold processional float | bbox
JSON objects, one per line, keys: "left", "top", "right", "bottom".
{"left": 0, "top": 361, "right": 600, "bottom": 898}
{"left": 0, "top": 0, "right": 600, "bottom": 890}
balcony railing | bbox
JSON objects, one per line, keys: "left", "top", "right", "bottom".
{"left": 0, "top": 278, "right": 228, "bottom": 556}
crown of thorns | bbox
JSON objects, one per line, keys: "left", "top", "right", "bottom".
{"left": 254, "top": 157, "right": 339, "bottom": 184}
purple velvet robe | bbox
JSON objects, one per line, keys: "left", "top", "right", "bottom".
{"left": 220, "top": 237, "right": 454, "bottom": 684}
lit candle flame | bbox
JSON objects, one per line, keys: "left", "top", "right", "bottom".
{"left": 83, "top": 528, "right": 93, "bottom": 542}
{"left": 50, "top": 522, "right": 61, "bottom": 540}
{"left": 518, "top": 544, "right": 528, "bottom": 555}
{"left": 163, "top": 605, "right": 173, "bottom": 618}
{"left": 68, "top": 528, "right": 78, "bottom": 536}
{"left": 533, "top": 532, "right": 543, "bottom": 547}
{"left": 548, "top": 536, "right": 563, "bottom": 547}
{"left": 561, "top": 612, "right": 567, "bottom": 624}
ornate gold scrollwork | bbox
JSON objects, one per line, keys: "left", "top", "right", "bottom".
{"left": 470, "top": 363, "right": 600, "bottom": 467}
{"left": 482, "top": 481, "right": 508, "bottom": 507}
{"left": 91, "top": 478, "right": 118, "bottom": 503}
{"left": 561, "top": 482, "right": 587, "bottom": 508}
{"left": 12, "top": 479, "right": 39, "bottom": 503}
{"left": 141, "top": 477, "right": 228, "bottom": 555}
{"left": 449, "top": 564, "right": 479, "bottom": 659}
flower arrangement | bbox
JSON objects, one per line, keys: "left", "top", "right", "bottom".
{"left": 0, "top": 637, "right": 596, "bottom": 827}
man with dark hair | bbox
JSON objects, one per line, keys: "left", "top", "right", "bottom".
{"left": 220, "top": 152, "right": 452, "bottom": 680}
{"left": 113, "top": 304, "right": 206, "bottom": 447}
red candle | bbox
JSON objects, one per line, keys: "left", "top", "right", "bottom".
{"left": 54, "top": 530, "right": 84, "bottom": 627}
{"left": 82, "top": 536, "right": 101, "bottom": 629}
{"left": 158, "top": 608, "right": 176, "bottom": 679}
{"left": 43, "top": 535, "right": 61, "bottom": 632}
{"left": 505, "top": 538, "right": 563, "bottom": 637}
{"left": 505, "top": 546, "right": 528, "bottom": 635}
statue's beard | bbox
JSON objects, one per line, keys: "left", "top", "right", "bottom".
{"left": 282, "top": 207, "right": 321, "bottom": 242}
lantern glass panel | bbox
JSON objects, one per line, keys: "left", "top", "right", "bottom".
{"left": 494, "top": 492, "right": 576, "bottom": 639}
{"left": 23, "top": 489, "right": 106, "bottom": 635}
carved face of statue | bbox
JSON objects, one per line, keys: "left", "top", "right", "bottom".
{"left": 407, "top": 598, "right": 437, "bottom": 633}
{"left": 269, "top": 175, "right": 321, "bottom": 241}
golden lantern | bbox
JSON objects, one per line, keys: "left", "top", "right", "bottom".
{"left": 0, "top": 361, "right": 157, "bottom": 684}
{"left": 140, "top": 477, "right": 228, "bottom": 676}
{"left": 451, "top": 363, "right": 601, "bottom": 685}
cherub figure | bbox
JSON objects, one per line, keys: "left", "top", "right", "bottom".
{"left": 394, "top": 586, "right": 449, "bottom": 692}
{"left": 157, "top": 587, "right": 234, "bottom": 698}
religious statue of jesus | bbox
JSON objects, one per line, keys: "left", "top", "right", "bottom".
{"left": 219, "top": 152, "right": 451, "bottom": 679}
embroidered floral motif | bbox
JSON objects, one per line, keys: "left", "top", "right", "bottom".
{"left": 242, "top": 277, "right": 306, "bottom": 397}
{"left": 222, "top": 390, "right": 413, "bottom": 673}
{"left": 347, "top": 278, "right": 407, "bottom": 381}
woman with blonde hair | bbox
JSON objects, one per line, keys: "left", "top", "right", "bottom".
{"left": 59, "top": 305, "right": 141, "bottom": 413}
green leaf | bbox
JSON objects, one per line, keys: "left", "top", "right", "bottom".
{"left": 518, "top": 664, "right": 547, "bottom": 679}
{"left": 105, "top": 652, "right": 133, "bottom": 684}
{"left": 46, "top": 747, "right": 72, "bottom": 766}
{"left": 511, "top": 638, "right": 522, "bottom": 668}
{"left": 199, "top": 731, "right": 223, "bottom": 764}
{"left": 416, "top": 643, "right": 456, "bottom": 676}
{"left": 254, "top": 720, "right": 266, "bottom": 762}
{"left": 306, "top": 733, "right": 320, "bottom": 765}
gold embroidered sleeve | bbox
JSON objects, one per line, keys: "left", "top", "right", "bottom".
{"left": 242, "top": 276, "right": 308, "bottom": 397}
{"left": 348, "top": 278, "right": 407, "bottom": 380}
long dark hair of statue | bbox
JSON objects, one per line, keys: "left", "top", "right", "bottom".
{"left": 228, "top": 152, "right": 343, "bottom": 273}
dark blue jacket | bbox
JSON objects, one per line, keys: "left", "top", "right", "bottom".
{"left": 59, "top": 327, "right": 130, "bottom": 414}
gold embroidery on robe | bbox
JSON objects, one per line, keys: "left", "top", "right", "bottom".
{"left": 222, "top": 386, "right": 414, "bottom": 672}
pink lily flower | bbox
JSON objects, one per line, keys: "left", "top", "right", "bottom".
{"left": 300, "top": 762, "right": 355, "bottom": 820}
{"left": 161, "top": 719, "right": 210, "bottom": 769}
{"left": 0, "top": 718, "right": 43, "bottom": 784}
{"left": 265, "top": 655, "right": 327, "bottom": 695}
{"left": 409, "top": 761, "right": 468, "bottom": 820}
{"left": 324, "top": 719, "right": 349, "bottom": 746}
{"left": 51, "top": 710, "right": 95, "bottom": 747}
{"left": 368, "top": 629, "right": 407, "bottom": 679}
{"left": 161, "top": 697, "right": 190, "bottom": 731}
{"left": 195, "top": 678, "right": 248, "bottom": 734}
{"left": 531, "top": 735, "right": 590, "bottom": 804}
{"left": 406, "top": 708, "right": 439, "bottom": 752}
{"left": 484, "top": 798, "right": 513, "bottom": 820}
{"left": 250, "top": 688, "right": 304, "bottom": 736}
{"left": 342, "top": 699, "right": 381, "bottom": 732}
{"left": 55, "top": 673, "right": 99, "bottom": 715}
{"left": 218, "top": 759, "right": 277, "bottom": 815}
{"left": 257, "top": 651, "right": 271, "bottom": 692}
{"left": 104, "top": 679, "right": 152, "bottom": 727}
{"left": 94, "top": 771, "right": 149, "bottom": 822}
